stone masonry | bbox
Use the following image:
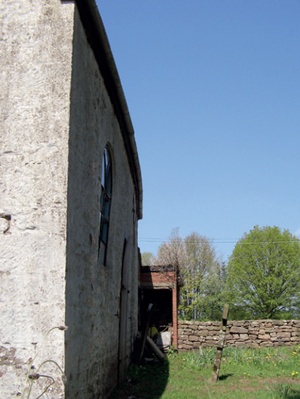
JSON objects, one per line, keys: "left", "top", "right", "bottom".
{"left": 0, "top": 1, "right": 142, "bottom": 398}
{"left": 178, "top": 320, "right": 300, "bottom": 350}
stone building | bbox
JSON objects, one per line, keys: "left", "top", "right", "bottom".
{"left": 0, "top": 1, "right": 142, "bottom": 398}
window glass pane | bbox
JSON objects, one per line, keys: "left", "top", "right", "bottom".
{"left": 99, "top": 146, "right": 112, "bottom": 265}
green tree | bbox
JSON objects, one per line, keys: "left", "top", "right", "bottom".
{"left": 156, "top": 230, "right": 225, "bottom": 321}
{"left": 155, "top": 228, "right": 185, "bottom": 268}
{"left": 226, "top": 226, "right": 300, "bottom": 320}
{"left": 180, "top": 233, "right": 225, "bottom": 320}
{"left": 141, "top": 251, "right": 155, "bottom": 266}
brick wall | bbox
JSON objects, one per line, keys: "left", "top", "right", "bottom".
{"left": 178, "top": 320, "right": 300, "bottom": 349}
{"left": 139, "top": 270, "right": 177, "bottom": 286}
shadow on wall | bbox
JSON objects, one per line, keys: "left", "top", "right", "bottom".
{"left": 109, "top": 358, "right": 169, "bottom": 399}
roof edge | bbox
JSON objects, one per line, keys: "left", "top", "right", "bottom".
{"left": 74, "top": 0, "right": 143, "bottom": 219}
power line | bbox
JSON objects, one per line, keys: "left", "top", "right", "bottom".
{"left": 138, "top": 237, "right": 300, "bottom": 245}
{"left": 139, "top": 237, "right": 238, "bottom": 244}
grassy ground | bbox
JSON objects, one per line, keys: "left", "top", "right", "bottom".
{"left": 110, "top": 345, "right": 300, "bottom": 398}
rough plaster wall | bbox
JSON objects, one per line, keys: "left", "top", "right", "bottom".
{"left": 0, "top": 1, "right": 74, "bottom": 397}
{"left": 65, "top": 9, "right": 139, "bottom": 399}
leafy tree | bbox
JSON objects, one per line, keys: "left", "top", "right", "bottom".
{"left": 180, "top": 233, "right": 225, "bottom": 320}
{"left": 156, "top": 230, "right": 225, "bottom": 321}
{"left": 226, "top": 226, "right": 300, "bottom": 320}
{"left": 155, "top": 228, "right": 185, "bottom": 268}
{"left": 141, "top": 251, "right": 155, "bottom": 266}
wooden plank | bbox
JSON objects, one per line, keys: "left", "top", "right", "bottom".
{"left": 146, "top": 336, "right": 166, "bottom": 361}
{"left": 137, "top": 303, "right": 153, "bottom": 364}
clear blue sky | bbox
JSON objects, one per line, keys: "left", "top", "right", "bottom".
{"left": 97, "top": 1, "right": 300, "bottom": 261}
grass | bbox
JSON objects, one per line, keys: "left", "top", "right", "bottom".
{"left": 109, "top": 345, "right": 300, "bottom": 398}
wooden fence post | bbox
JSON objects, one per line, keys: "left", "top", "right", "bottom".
{"left": 212, "top": 304, "right": 229, "bottom": 382}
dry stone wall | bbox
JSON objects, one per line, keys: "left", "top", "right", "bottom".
{"left": 178, "top": 320, "right": 300, "bottom": 350}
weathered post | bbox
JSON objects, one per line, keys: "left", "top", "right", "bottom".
{"left": 212, "top": 304, "right": 229, "bottom": 382}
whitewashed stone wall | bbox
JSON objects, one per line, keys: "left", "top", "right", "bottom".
{"left": 0, "top": 1, "right": 74, "bottom": 397}
{"left": 0, "top": 1, "right": 142, "bottom": 398}
{"left": 64, "top": 7, "right": 140, "bottom": 398}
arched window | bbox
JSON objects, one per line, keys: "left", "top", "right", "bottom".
{"left": 99, "top": 146, "right": 112, "bottom": 265}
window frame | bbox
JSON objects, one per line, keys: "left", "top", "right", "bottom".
{"left": 98, "top": 145, "right": 113, "bottom": 265}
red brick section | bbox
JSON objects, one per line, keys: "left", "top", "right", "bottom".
{"left": 140, "top": 271, "right": 177, "bottom": 286}
{"left": 140, "top": 266, "right": 178, "bottom": 349}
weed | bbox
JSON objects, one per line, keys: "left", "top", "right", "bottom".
{"left": 110, "top": 345, "right": 300, "bottom": 399}
{"left": 268, "top": 383, "right": 300, "bottom": 399}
